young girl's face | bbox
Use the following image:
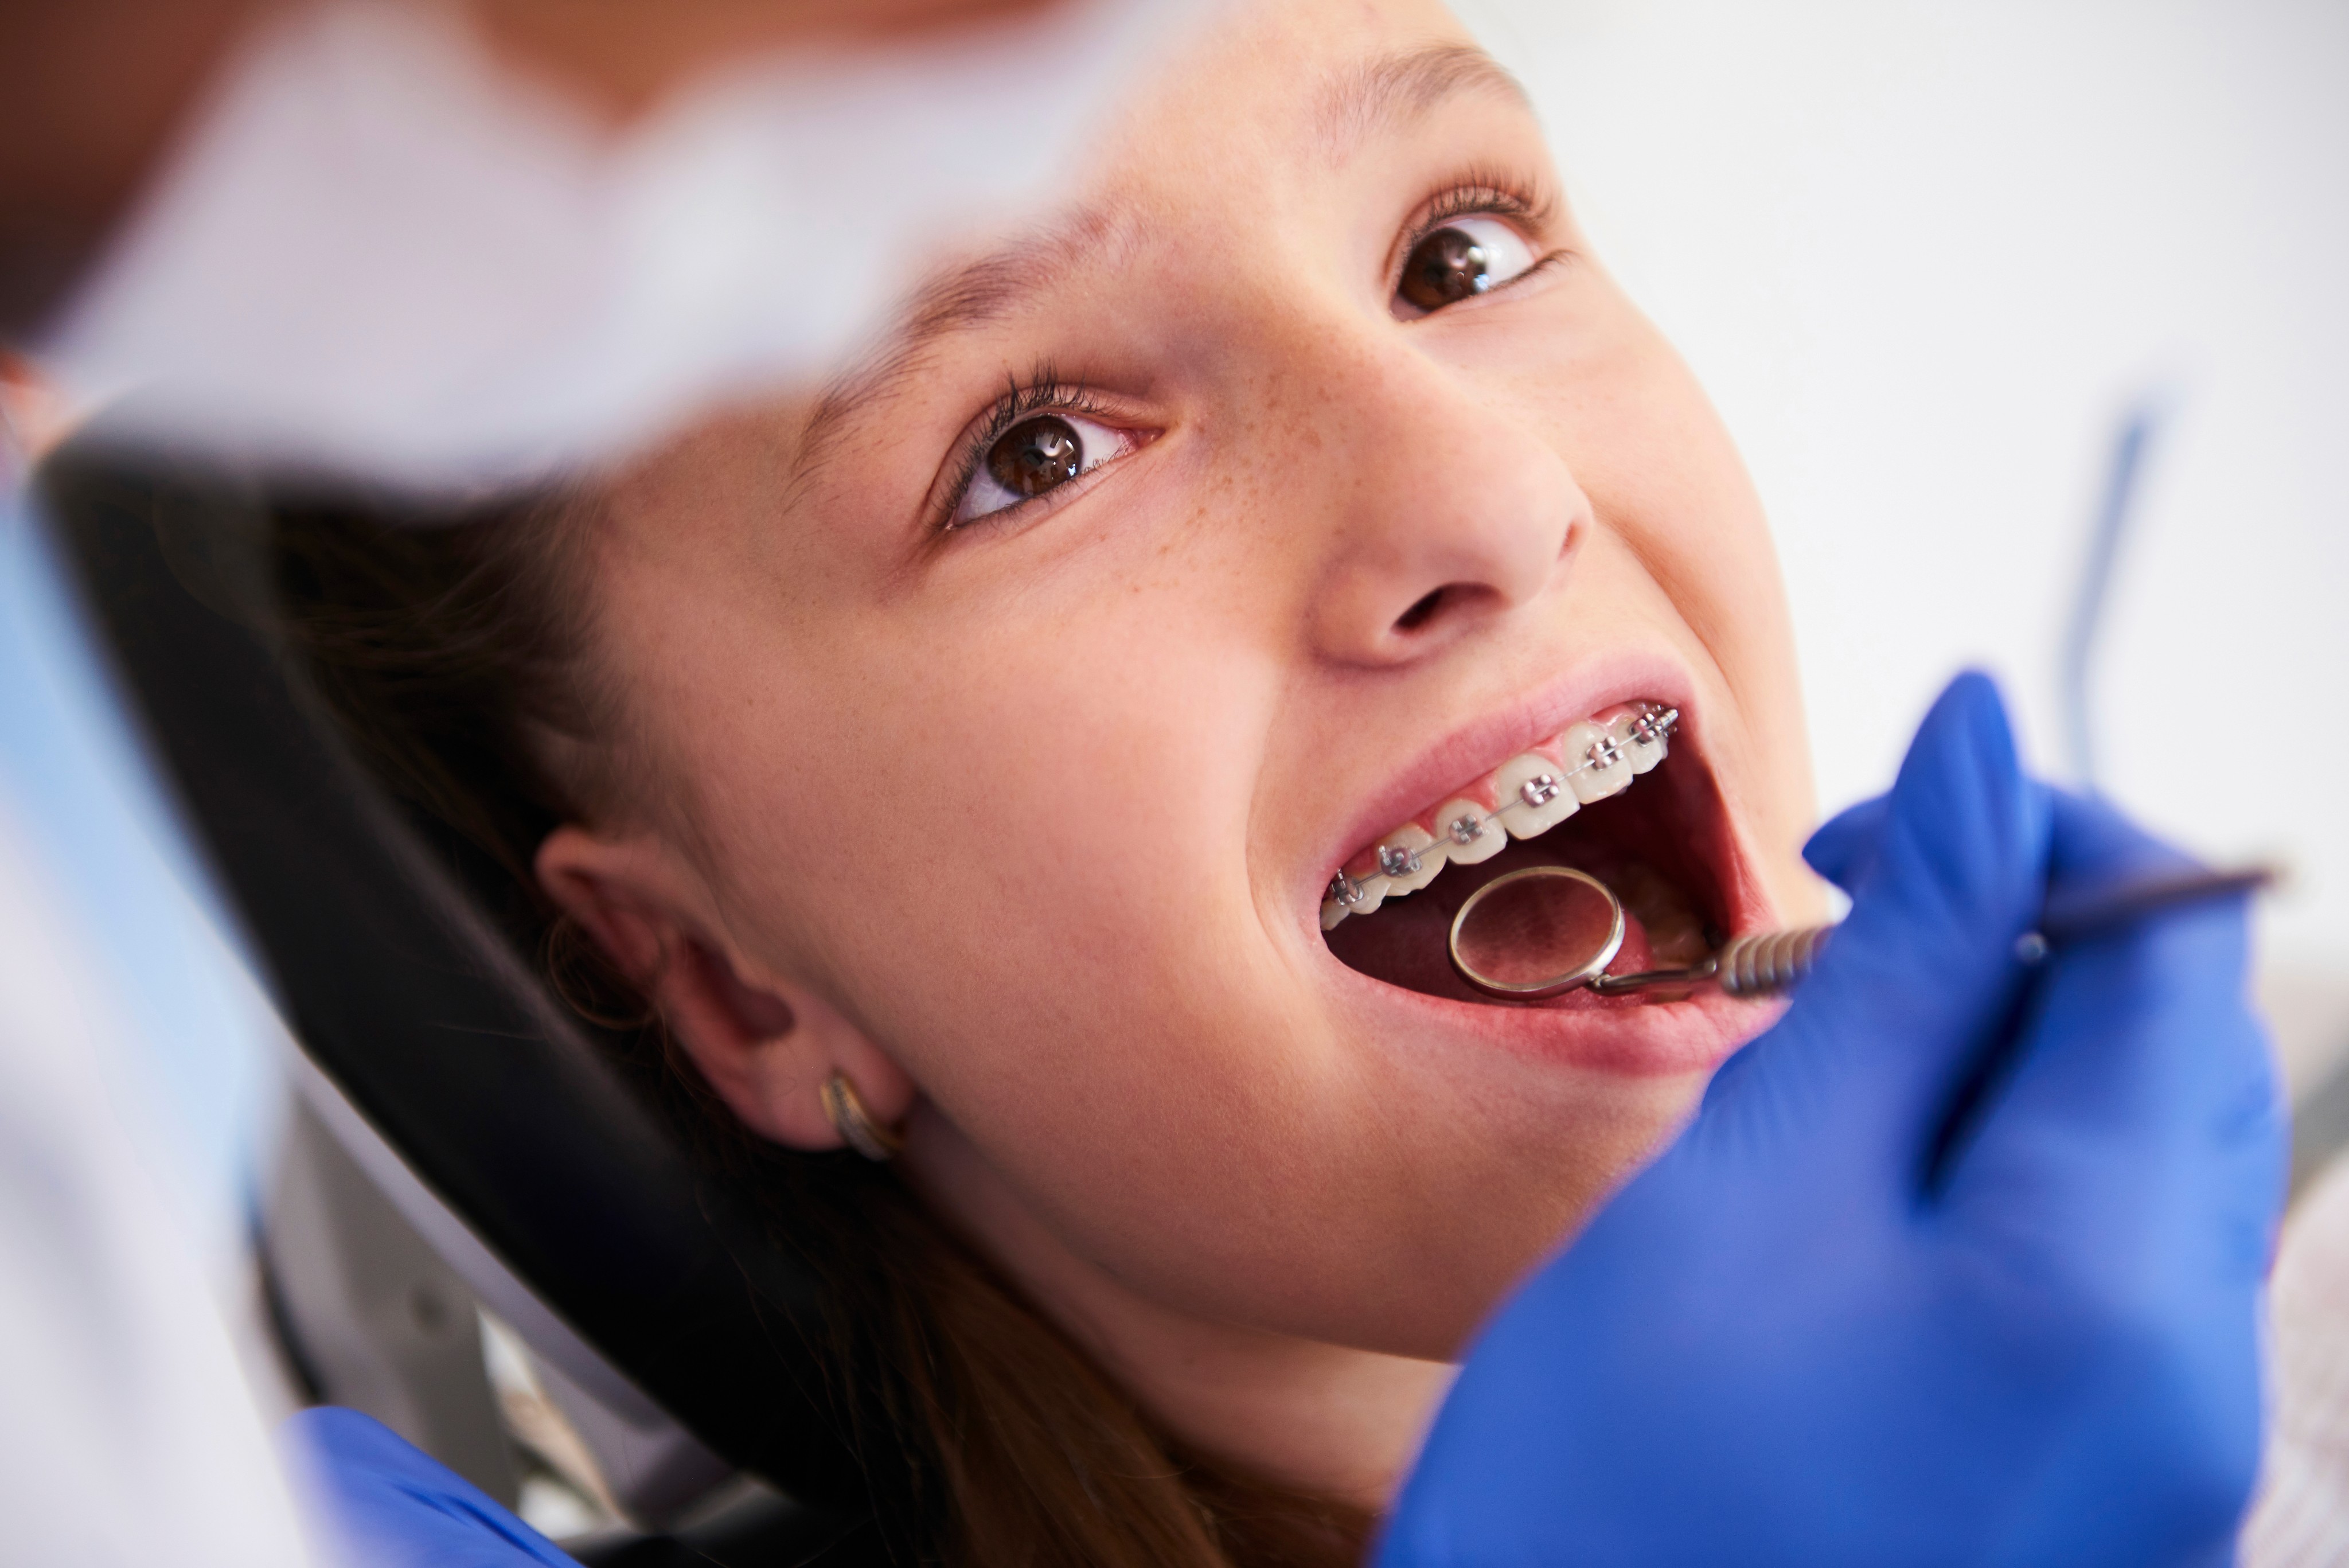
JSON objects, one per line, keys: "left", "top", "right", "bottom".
{"left": 553, "top": 0, "right": 1819, "bottom": 1372}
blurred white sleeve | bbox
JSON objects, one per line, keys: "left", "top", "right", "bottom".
{"left": 0, "top": 799, "right": 312, "bottom": 1567}
{"left": 0, "top": 469, "right": 316, "bottom": 1562}
{"left": 41, "top": 0, "right": 1200, "bottom": 492}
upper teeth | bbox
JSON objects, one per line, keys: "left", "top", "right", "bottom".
{"left": 1320, "top": 702, "right": 1677, "bottom": 931}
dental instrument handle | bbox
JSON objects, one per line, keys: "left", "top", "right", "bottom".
{"left": 1586, "top": 926, "right": 1830, "bottom": 999}
{"left": 2037, "top": 863, "right": 2277, "bottom": 945}
{"left": 1590, "top": 863, "right": 2279, "bottom": 1001}
{"left": 1714, "top": 926, "right": 1835, "bottom": 998}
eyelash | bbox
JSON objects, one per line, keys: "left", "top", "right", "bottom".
{"left": 1430, "top": 182, "right": 1542, "bottom": 229}
{"left": 937, "top": 363, "right": 1122, "bottom": 531}
{"left": 1394, "top": 174, "right": 1562, "bottom": 289}
{"left": 935, "top": 178, "right": 1562, "bottom": 532}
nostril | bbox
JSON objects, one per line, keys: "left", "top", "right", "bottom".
{"left": 1395, "top": 588, "right": 1446, "bottom": 633}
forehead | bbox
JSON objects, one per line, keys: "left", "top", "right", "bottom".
{"left": 798, "top": 0, "right": 1527, "bottom": 463}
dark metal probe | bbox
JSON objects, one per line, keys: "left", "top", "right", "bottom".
{"left": 1587, "top": 864, "right": 2280, "bottom": 1000}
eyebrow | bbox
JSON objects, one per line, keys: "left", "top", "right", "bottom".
{"left": 1317, "top": 42, "right": 1535, "bottom": 158}
{"left": 795, "top": 200, "right": 1131, "bottom": 479}
{"left": 795, "top": 41, "right": 1533, "bottom": 476}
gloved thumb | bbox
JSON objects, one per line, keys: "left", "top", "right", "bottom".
{"left": 1801, "top": 794, "right": 1889, "bottom": 891}
{"left": 1696, "top": 673, "right": 2051, "bottom": 1183}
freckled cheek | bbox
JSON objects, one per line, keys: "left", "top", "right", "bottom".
{"left": 1541, "top": 370, "right": 1769, "bottom": 614}
{"left": 896, "top": 665, "right": 1263, "bottom": 976}
{"left": 690, "top": 524, "right": 1277, "bottom": 1013}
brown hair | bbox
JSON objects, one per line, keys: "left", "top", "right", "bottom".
{"left": 268, "top": 488, "right": 1373, "bottom": 1568}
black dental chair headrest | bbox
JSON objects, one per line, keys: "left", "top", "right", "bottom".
{"left": 36, "top": 436, "right": 877, "bottom": 1540}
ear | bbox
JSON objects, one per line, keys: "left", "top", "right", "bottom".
{"left": 535, "top": 824, "right": 915, "bottom": 1153}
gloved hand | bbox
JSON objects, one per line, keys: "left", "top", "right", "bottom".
{"left": 281, "top": 1407, "right": 580, "bottom": 1568}
{"left": 1380, "top": 673, "right": 2282, "bottom": 1568}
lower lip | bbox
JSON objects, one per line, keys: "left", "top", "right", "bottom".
{"left": 1335, "top": 960, "right": 1769, "bottom": 1078}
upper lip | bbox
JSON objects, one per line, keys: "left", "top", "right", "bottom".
{"left": 1303, "top": 653, "right": 1700, "bottom": 918}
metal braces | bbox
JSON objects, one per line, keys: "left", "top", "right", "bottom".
{"left": 1327, "top": 704, "right": 1680, "bottom": 910}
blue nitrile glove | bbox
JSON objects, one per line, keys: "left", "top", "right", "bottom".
{"left": 281, "top": 1407, "right": 580, "bottom": 1568}
{"left": 1381, "top": 673, "right": 2282, "bottom": 1568}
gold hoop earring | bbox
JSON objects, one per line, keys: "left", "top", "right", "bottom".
{"left": 821, "top": 1072, "right": 903, "bottom": 1162}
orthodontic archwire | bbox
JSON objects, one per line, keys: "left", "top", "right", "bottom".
{"left": 1324, "top": 703, "right": 1681, "bottom": 911}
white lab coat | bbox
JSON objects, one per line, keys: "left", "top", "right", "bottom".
{"left": 0, "top": 487, "right": 313, "bottom": 1566}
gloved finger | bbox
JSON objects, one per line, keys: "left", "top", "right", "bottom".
{"left": 2042, "top": 786, "right": 2200, "bottom": 890}
{"left": 1945, "top": 798, "right": 2281, "bottom": 1278}
{"left": 1938, "top": 878, "right": 2276, "bottom": 1558}
{"left": 1695, "top": 673, "right": 2050, "bottom": 1183}
{"left": 1801, "top": 794, "right": 1890, "bottom": 890}
{"left": 2030, "top": 791, "right": 2276, "bottom": 1193}
{"left": 282, "top": 1407, "right": 582, "bottom": 1567}
{"left": 2039, "top": 792, "right": 2276, "bottom": 1162}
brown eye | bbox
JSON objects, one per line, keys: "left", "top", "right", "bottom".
{"left": 1392, "top": 214, "right": 1539, "bottom": 318}
{"left": 986, "top": 415, "right": 1084, "bottom": 499}
{"left": 952, "top": 408, "right": 1138, "bottom": 528}
{"left": 1400, "top": 227, "right": 1493, "bottom": 311}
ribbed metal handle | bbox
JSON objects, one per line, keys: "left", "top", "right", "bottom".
{"left": 1712, "top": 924, "right": 1833, "bottom": 998}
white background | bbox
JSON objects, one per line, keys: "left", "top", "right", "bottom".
{"left": 1456, "top": 0, "right": 2349, "bottom": 1056}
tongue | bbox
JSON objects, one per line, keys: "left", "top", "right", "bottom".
{"left": 1324, "top": 837, "right": 1664, "bottom": 1007}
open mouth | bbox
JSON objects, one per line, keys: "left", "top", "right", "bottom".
{"left": 1321, "top": 700, "right": 1740, "bottom": 1008}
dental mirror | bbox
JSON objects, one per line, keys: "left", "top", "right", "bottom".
{"left": 1447, "top": 864, "right": 1818, "bottom": 1003}
{"left": 1446, "top": 865, "right": 1625, "bottom": 1000}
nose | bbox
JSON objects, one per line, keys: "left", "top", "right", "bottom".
{"left": 1294, "top": 339, "right": 1588, "bottom": 668}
